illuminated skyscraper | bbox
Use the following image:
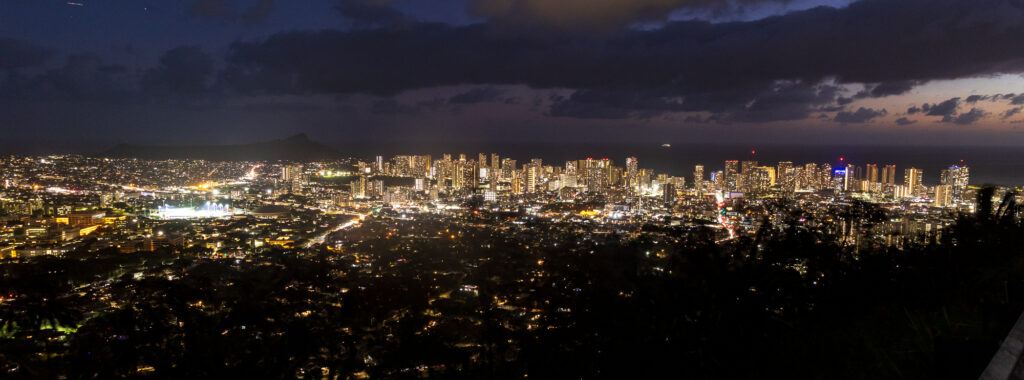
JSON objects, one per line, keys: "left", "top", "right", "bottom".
{"left": 626, "top": 157, "right": 639, "bottom": 193}
{"left": 866, "top": 164, "right": 879, "bottom": 183}
{"left": 935, "top": 184, "right": 953, "bottom": 207}
{"left": 350, "top": 175, "right": 367, "bottom": 198}
{"left": 740, "top": 161, "right": 758, "bottom": 191}
{"left": 748, "top": 167, "right": 775, "bottom": 193}
{"left": 724, "top": 160, "right": 739, "bottom": 192}
{"left": 501, "top": 158, "right": 516, "bottom": 180}
{"left": 820, "top": 164, "right": 832, "bottom": 188}
{"left": 831, "top": 168, "right": 848, "bottom": 193}
{"left": 904, "top": 168, "right": 923, "bottom": 197}
{"left": 882, "top": 165, "right": 897, "bottom": 185}
{"left": 526, "top": 164, "right": 538, "bottom": 193}
{"left": 663, "top": 183, "right": 676, "bottom": 204}
{"left": 281, "top": 165, "right": 301, "bottom": 182}
{"left": 776, "top": 161, "right": 792, "bottom": 190}
{"left": 802, "top": 163, "right": 818, "bottom": 189}
{"left": 940, "top": 165, "right": 970, "bottom": 202}
{"left": 844, "top": 164, "right": 855, "bottom": 191}
{"left": 694, "top": 165, "right": 705, "bottom": 191}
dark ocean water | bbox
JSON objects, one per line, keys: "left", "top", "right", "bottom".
{"left": 332, "top": 143, "right": 1024, "bottom": 186}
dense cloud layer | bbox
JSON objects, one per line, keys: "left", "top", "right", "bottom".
{"left": 0, "top": 38, "right": 51, "bottom": 71}
{"left": 188, "top": 0, "right": 275, "bottom": 24}
{"left": 220, "top": 0, "right": 1024, "bottom": 120}
{"left": 2, "top": 0, "right": 1024, "bottom": 129}
{"left": 469, "top": 0, "right": 787, "bottom": 29}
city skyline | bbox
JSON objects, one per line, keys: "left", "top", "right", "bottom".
{"left": 6, "top": 1, "right": 1024, "bottom": 378}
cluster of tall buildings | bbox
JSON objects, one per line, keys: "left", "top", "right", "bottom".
{"left": 698, "top": 159, "right": 970, "bottom": 204}
{"left": 278, "top": 152, "right": 973, "bottom": 209}
{"left": 342, "top": 154, "right": 686, "bottom": 202}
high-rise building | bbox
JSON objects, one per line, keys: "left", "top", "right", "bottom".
{"left": 741, "top": 161, "right": 759, "bottom": 174}
{"left": 844, "top": 164, "right": 855, "bottom": 191}
{"left": 662, "top": 183, "right": 676, "bottom": 204}
{"left": 941, "top": 165, "right": 970, "bottom": 202}
{"left": 802, "top": 163, "right": 818, "bottom": 189}
{"left": 935, "top": 184, "right": 953, "bottom": 207}
{"left": 280, "top": 165, "right": 300, "bottom": 182}
{"left": 693, "top": 165, "right": 705, "bottom": 191}
{"left": 882, "top": 165, "right": 897, "bottom": 185}
{"left": 626, "top": 157, "right": 639, "bottom": 193}
{"left": 820, "top": 164, "right": 832, "bottom": 189}
{"left": 866, "top": 164, "right": 879, "bottom": 183}
{"left": 904, "top": 168, "right": 923, "bottom": 197}
{"left": 831, "top": 167, "right": 848, "bottom": 193}
{"left": 565, "top": 161, "right": 577, "bottom": 176}
{"left": 526, "top": 165, "right": 538, "bottom": 193}
{"left": 748, "top": 167, "right": 775, "bottom": 193}
{"left": 350, "top": 175, "right": 367, "bottom": 198}
{"left": 724, "top": 160, "right": 739, "bottom": 192}
{"left": 497, "top": 158, "right": 513, "bottom": 178}
{"left": 740, "top": 161, "right": 758, "bottom": 192}
{"left": 776, "top": 161, "right": 792, "bottom": 190}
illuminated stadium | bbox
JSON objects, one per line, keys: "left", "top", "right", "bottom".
{"left": 156, "top": 202, "right": 236, "bottom": 219}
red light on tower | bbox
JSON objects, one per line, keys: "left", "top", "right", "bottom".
{"left": 839, "top": 157, "right": 845, "bottom": 162}
{"left": 751, "top": 150, "right": 756, "bottom": 155}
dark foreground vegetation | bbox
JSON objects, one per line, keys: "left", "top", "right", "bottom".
{"left": 2, "top": 189, "right": 1024, "bottom": 379}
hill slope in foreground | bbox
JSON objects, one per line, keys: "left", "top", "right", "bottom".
{"left": 99, "top": 134, "right": 342, "bottom": 161}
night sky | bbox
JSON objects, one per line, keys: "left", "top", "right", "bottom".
{"left": 2, "top": 0, "right": 1024, "bottom": 149}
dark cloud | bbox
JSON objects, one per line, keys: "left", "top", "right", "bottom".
{"left": 907, "top": 106, "right": 921, "bottom": 115}
{"left": 1, "top": 54, "right": 134, "bottom": 102}
{"left": 188, "top": 0, "right": 235, "bottom": 21}
{"left": 470, "top": 0, "right": 790, "bottom": 29}
{"left": 336, "top": 0, "right": 411, "bottom": 28}
{"left": 370, "top": 98, "right": 417, "bottom": 115}
{"left": 1004, "top": 107, "right": 1023, "bottom": 119}
{"left": 925, "top": 97, "right": 960, "bottom": 119}
{"left": 896, "top": 117, "right": 916, "bottom": 125}
{"left": 243, "top": 0, "right": 275, "bottom": 24}
{"left": 449, "top": 86, "right": 504, "bottom": 104}
{"left": 966, "top": 94, "right": 991, "bottom": 103}
{"left": 729, "top": 82, "right": 841, "bottom": 123}
{"left": 833, "top": 107, "right": 887, "bottom": 123}
{"left": 549, "top": 89, "right": 686, "bottom": 119}
{"left": 683, "top": 115, "right": 710, "bottom": 123}
{"left": 864, "top": 80, "right": 918, "bottom": 97}
{"left": 142, "top": 46, "right": 215, "bottom": 97}
{"left": 951, "top": 108, "right": 987, "bottom": 125}
{"left": 188, "top": 0, "right": 275, "bottom": 24}
{"left": 237, "top": 101, "right": 325, "bottom": 113}
{"left": 222, "top": 0, "right": 1024, "bottom": 119}
{"left": 1012, "top": 94, "right": 1024, "bottom": 105}
{"left": 415, "top": 97, "right": 447, "bottom": 111}
{"left": 0, "top": 38, "right": 51, "bottom": 71}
